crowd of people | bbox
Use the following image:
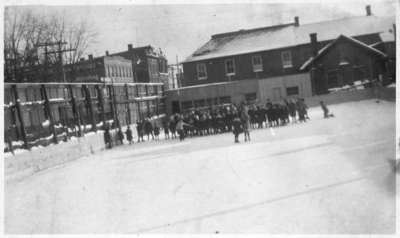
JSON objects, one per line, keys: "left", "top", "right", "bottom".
{"left": 156, "top": 98, "right": 311, "bottom": 143}
{"left": 103, "top": 98, "right": 318, "bottom": 147}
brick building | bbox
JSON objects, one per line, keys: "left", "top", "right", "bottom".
{"left": 166, "top": 6, "right": 395, "bottom": 114}
{"left": 300, "top": 34, "right": 389, "bottom": 94}
{"left": 109, "top": 44, "right": 169, "bottom": 84}
{"left": 66, "top": 55, "right": 134, "bottom": 83}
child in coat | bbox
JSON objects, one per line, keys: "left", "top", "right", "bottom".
{"left": 320, "top": 101, "right": 334, "bottom": 118}
{"left": 232, "top": 113, "right": 243, "bottom": 143}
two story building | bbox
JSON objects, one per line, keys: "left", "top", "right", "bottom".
{"left": 66, "top": 55, "right": 134, "bottom": 83}
{"left": 166, "top": 5, "right": 395, "bottom": 114}
{"left": 109, "top": 44, "right": 169, "bottom": 84}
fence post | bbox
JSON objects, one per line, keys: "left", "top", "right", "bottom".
{"left": 68, "top": 85, "right": 82, "bottom": 137}
{"left": 124, "top": 84, "right": 132, "bottom": 125}
{"left": 10, "top": 106, "right": 20, "bottom": 141}
{"left": 109, "top": 85, "right": 119, "bottom": 128}
{"left": 96, "top": 85, "right": 107, "bottom": 129}
{"left": 41, "top": 85, "right": 58, "bottom": 144}
{"left": 11, "top": 85, "right": 28, "bottom": 149}
{"left": 83, "top": 85, "right": 97, "bottom": 132}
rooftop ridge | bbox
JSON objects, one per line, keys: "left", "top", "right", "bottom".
{"left": 209, "top": 15, "right": 393, "bottom": 40}
{"left": 211, "top": 22, "right": 295, "bottom": 39}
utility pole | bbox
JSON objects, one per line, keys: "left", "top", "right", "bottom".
{"left": 176, "top": 55, "right": 180, "bottom": 88}
{"left": 171, "top": 65, "right": 175, "bottom": 89}
{"left": 36, "top": 41, "right": 76, "bottom": 82}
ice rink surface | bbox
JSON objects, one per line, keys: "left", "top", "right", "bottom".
{"left": 5, "top": 99, "right": 397, "bottom": 234}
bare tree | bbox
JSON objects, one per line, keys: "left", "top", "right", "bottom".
{"left": 4, "top": 7, "right": 98, "bottom": 82}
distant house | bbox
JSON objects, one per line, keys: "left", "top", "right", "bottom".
{"left": 110, "top": 44, "right": 169, "bottom": 84}
{"left": 299, "top": 34, "right": 388, "bottom": 94}
{"left": 66, "top": 55, "right": 134, "bottom": 83}
{"left": 166, "top": 6, "right": 395, "bottom": 113}
{"left": 167, "top": 64, "right": 183, "bottom": 90}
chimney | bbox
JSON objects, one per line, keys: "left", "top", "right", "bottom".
{"left": 309, "top": 33, "right": 318, "bottom": 56}
{"left": 105, "top": 50, "right": 109, "bottom": 56}
{"left": 294, "top": 16, "right": 299, "bottom": 27}
{"left": 393, "top": 24, "right": 396, "bottom": 40}
{"left": 128, "top": 44, "right": 133, "bottom": 51}
{"left": 366, "top": 5, "right": 371, "bottom": 16}
{"left": 88, "top": 54, "right": 93, "bottom": 60}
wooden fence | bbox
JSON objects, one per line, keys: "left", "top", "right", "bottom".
{"left": 4, "top": 82, "right": 166, "bottom": 152}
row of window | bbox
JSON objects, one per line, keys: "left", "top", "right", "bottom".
{"left": 196, "top": 51, "right": 293, "bottom": 80}
{"left": 326, "top": 66, "right": 368, "bottom": 88}
{"left": 181, "top": 96, "right": 232, "bottom": 111}
{"left": 105, "top": 65, "right": 133, "bottom": 78}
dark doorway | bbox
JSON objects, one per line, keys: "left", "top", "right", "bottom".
{"left": 172, "top": 101, "right": 180, "bottom": 114}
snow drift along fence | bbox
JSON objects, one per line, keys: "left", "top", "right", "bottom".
{"left": 4, "top": 82, "right": 166, "bottom": 153}
{"left": 4, "top": 132, "right": 105, "bottom": 182}
{"left": 305, "top": 87, "right": 395, "bottom": 107}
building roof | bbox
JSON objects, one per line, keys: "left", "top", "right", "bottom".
{"left": 110, "top": 45, "right": 167, "bottom": 59}
{"left": 184, "top": 15, "right": 395, "bottom": 63}
{"left": 299, "top": 34, "right": 387, "bottom": 71}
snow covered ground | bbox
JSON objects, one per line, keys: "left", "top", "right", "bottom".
{"left": 4, "top": 99, "right": 397, "bottom": 234}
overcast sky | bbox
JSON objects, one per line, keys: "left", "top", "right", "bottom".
{"left": 6, "top": 0, "right": 397, "bottom": 63}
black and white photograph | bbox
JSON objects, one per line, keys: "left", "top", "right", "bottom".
{"left": 2, "top": 0, "right": 398, "bottom": 235}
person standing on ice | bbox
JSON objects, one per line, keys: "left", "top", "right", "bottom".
{"left": 175, "top": 116, "right": 191, "bottom": 141}
{"left": 169, "top": 116, "right": 177, "bottom": 139}
{"left": 296, "top": 98, "right": 307, "bottom": 122}
{"left": 287, "top": 99, "right": 297, "bottom": 123}
{"left": 144, "top": 118, "right": 154, "bottom": 141}
{"left": 162, "top": 119, "right": 170, "bottom": 139}
{"left": 232, "top": 113, "right": 243, "bottom": 143}
{"left": 104, "top": 127, "right": 112, "bottom": 149}
{"left": 136, "top": 120, "right": 144, "bottom": 142}
{"left": 320, "top": 101, "right": 334, "bottom": 118}
{"left": 240, "top": 105, "right": 251, "bottom": 142}
{"left": 117, "top": 127, "right": 124, "bottom": 145}
{"left": 125, "top": 126, "right": 133, "bottom": 144}
{"left": 153, "top": 123, "right": 160, "bottom": 140}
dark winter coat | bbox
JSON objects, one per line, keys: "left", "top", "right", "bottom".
{"left": 232, "top": 117, "right": 243, "bottom": 135}
{"left": 126, "top": 128, "right": 133, "bottom": 141}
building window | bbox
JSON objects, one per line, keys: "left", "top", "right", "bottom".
{"left": 286, "top": 86, "right": 299, "bottom": 96}
{"left": 281, "top": 50, "right": 293, "bottom": 68}
{"left": 89, "top": 87, "right": 97, "bottom": 98}
{"left": 225, "top": 59, "right": 235, "bottom": 76}
{"left": 194, "top": 99, "right": 206, "bottom": 108}
{"left": 182, "top": 101, "right": 194, "bottom": 111}
{"left": 110, "top": 65, "right": 115, "bottom": 77}
{"left": 105, "top": 66, "right": 109, "bottom": 77}
{"left": 245, "top": 92, "right": 257, "bottom": 102}
{"left": 353, "top": 66, "right": 367, "bottom": 82}
{"left": 219, "top": 96, "right": 231, "bottom": 104}
{"left": 196, "top": 63, "right": 207, "bottom": 80}
{"left": 252, "top": 55, "right": 263, "bottom": 72}
{"left": 103, "top": 87, "right": 109, "bottom": 97}
{"left": 327, "top": 70, "right": 339, "bottom": 88}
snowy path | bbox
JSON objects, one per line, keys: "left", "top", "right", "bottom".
{"left": 5, "top": 100, "right": 397, "bottom": 234}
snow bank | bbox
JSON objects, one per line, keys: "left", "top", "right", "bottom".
{"left": 306, "top": 87, "right": 395, "bottom": 107}
{"left": 5, "top": 131, "right": 105, "bottom": 182}
{"left": 386, "top": 83, "right": 395, "bottom": 88}
{"left": 41, "top": 120, "right": 50, "bottom": 128}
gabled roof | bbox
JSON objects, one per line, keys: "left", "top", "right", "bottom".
{"left": 299, "top": 34, "right": 387, "bottom": 71}
{"left": 184, "top": 15, "right": 394, "bottom": 63}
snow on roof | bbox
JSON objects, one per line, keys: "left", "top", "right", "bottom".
{"left": 299, "top": 34, "right": 387, "bottom": 71}
{"left": 184, "top": 15, "right": 395, "bottom": 63}
{"left": 379, "top": 31, "right": 395, "bottom": 42}
{"left": 167, "top": 82, "right": 231, "bottom": 91}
